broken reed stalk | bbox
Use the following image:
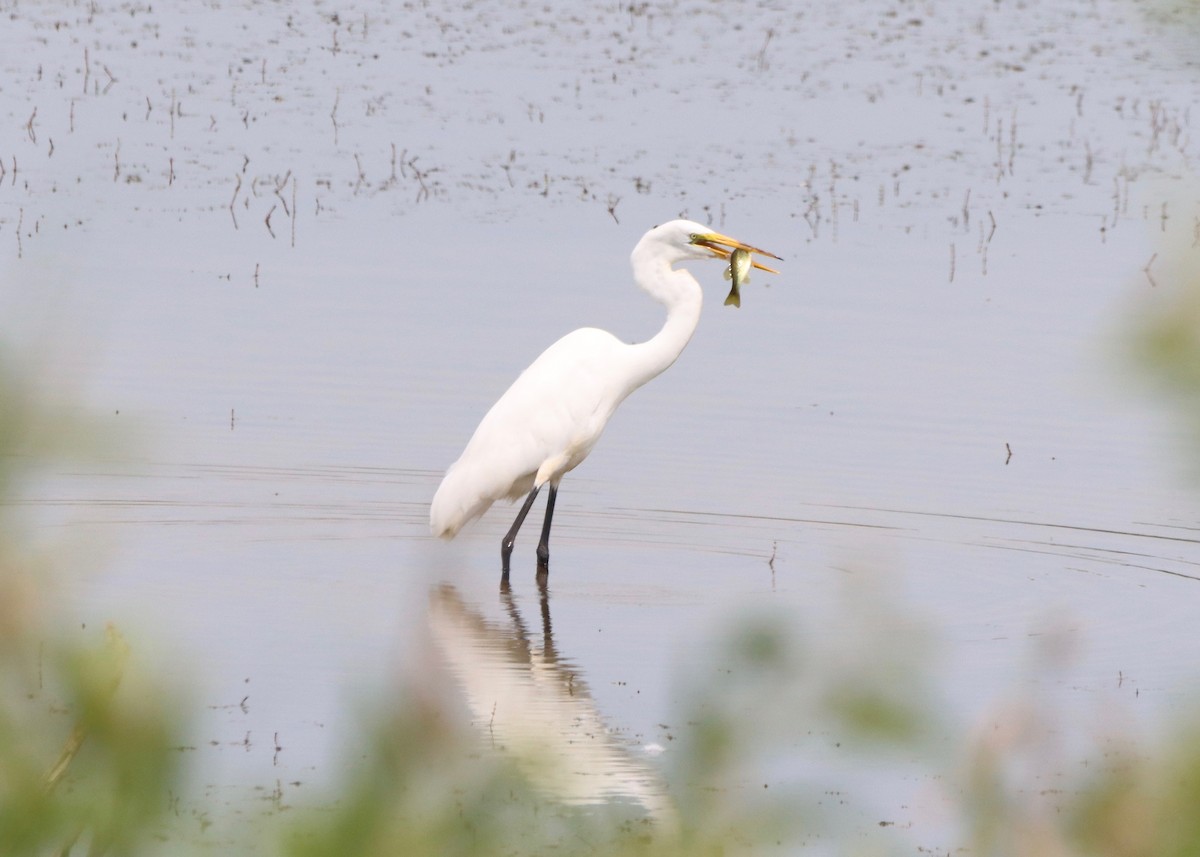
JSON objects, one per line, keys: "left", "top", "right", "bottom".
{"left": 44, "top": 725, "right": 87, "bottom": 792}
{"left": 290, "top": 176, "right": 297, "bottom": 248}
{"left": 229, "top": 174, "right": 242, "bottom": 229}
{"left": 44, "top": 624, "right": 131, "bottom": 793}
{"left": 330, "top": 90, "right": 340, "bottom": 146}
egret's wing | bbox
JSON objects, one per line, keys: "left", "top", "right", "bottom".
{"left": 430, "top": 328, "right": 625, "bottom": 537}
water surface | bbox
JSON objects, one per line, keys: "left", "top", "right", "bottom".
{"left": 2, "top": 0, "right": 1199, "bottom": 850}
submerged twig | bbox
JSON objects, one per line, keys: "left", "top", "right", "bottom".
{"left": 353, "top": 154, "right": 366, "bottom": 194}
{"left": 291, "top": 175, "right": 297, "bottom": 248}
{"left": 330, "top": 89, "right": 340, "bottom": 145}
{"left": 274, "top": 170, "right": 292, "bottom": 216}
{"left": 229, "top": 174, "right": 242, "bottom": 229}
{"left": 755, "top": 28, "right": 774, "bottom": 72}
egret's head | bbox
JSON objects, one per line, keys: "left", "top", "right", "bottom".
{"left": 641, "top": 219, "right": 783, "bottom": 271}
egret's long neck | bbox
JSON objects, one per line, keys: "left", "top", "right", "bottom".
{"left": 624, "top": 253, "right": 703, "bottom": 392}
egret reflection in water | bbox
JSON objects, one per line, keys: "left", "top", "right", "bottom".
{"left": 428, "top": 582, "right": 677, "bottom": 827}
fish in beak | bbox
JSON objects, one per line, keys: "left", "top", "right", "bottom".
{"left": 689, "top": 231, "right": 782, "bottom": 307}
{"left": 689, "top": 231, "right": 783, "bottom": 274}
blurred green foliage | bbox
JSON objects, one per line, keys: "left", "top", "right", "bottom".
{"left": 1072, "top": 721, "right": 1200, "bottom": 857}
{"left": 0, "top": 357, "right": 185, "bottom": 856}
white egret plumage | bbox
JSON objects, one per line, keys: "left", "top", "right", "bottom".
{"left": 429, "top": 219, "right": 782, "bottom": 580}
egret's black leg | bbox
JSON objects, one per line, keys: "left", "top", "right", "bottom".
{"left": 501, "top": 486, "right": 541, "bottom": 579}
{"left": 536, "top": 484, "right": 558, "bottom": 571}
{"left": 536, "top": 573, "right": 552, "bottom": 653}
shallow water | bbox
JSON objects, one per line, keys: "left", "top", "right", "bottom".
{"left": 3, "top": 0, "right": 1200, "bottom": 850}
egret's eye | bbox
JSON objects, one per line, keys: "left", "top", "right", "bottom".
{"left": 688, "top": 233, "right": 701, "bottom": 243}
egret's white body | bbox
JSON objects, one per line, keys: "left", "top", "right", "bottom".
{"left": 429, "top": 219, "right": 780, "bottom": 578}
{"left": 429, "top": 326, "right": 649, "bottom": 537}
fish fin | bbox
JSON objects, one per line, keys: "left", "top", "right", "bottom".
{"left": 723, "top": 267, "right": 733, "bottom": 280}
{"left": 724, "top": 290, "right": 740, "bottom": 308}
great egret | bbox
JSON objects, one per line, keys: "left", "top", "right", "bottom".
{"left": 429, "top": 219, "right": 781, "bottom": 579}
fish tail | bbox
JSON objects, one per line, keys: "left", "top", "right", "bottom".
{"left": 724, "top": 290, "right": 741, "bottom": 308}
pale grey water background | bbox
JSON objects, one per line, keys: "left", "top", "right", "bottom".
{"left": 2, "top": 0, "right": 1200, "bottom": 850}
